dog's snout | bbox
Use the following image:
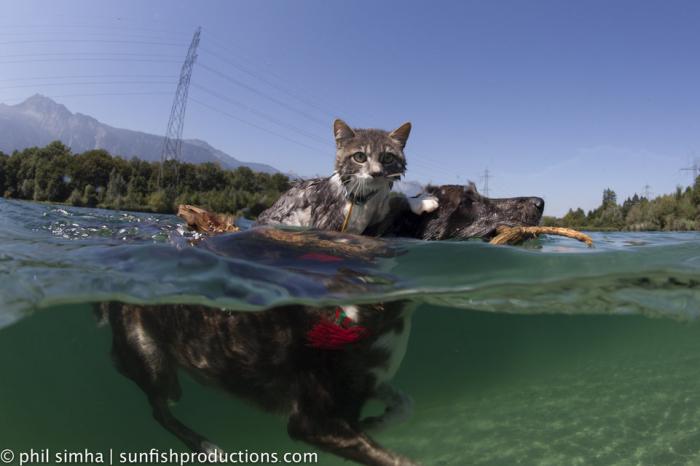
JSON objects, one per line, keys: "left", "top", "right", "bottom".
{"left": 530, "top": 197, "right": 545, "bottom": 211}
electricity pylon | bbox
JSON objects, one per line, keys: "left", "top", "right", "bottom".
{"left": 160, "top": 26, "right": 201, "bottom": 186}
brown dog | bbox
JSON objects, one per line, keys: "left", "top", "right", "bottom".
{"left": 101, "top": 184, "right": 544, "bottom": 466}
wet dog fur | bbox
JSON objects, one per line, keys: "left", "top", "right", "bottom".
{"left": 101, "top": 184, "right": 544, "bottom": 466}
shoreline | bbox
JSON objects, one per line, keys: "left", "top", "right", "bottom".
{"left": 3, "top": 196, "right": 699, "bottom": 233}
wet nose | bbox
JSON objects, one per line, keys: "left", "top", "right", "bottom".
{"left": 530, "top": 197, "right": 545, "bottom": 211}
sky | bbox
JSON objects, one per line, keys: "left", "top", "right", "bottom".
{"left": 2, "top": 0, "right": 700, "bottom": 216}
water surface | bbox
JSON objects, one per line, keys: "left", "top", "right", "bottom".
{"left": 1, "top": 198, "right": 700, "bottom": 465}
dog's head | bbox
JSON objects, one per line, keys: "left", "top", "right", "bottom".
{"left": 419, "top": 183, "right": 544, "bottom": 240}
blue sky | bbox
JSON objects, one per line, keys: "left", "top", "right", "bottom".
{"left": 2, "top": 0, "right": 700, "bottom": 215}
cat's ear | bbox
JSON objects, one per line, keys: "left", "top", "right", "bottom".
{"left": 389, "top": 122, "right": 411, "bottom": 149}
{"left": 333, "top": 119, "right": 355, "bottom": 145}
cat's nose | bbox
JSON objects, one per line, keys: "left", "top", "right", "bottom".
{"left": 369, "top": 161, "right": 383, "bottom": 177}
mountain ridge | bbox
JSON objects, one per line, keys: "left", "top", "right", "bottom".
{"left": 0, "top": 94, "right": 279, "bottom": 173}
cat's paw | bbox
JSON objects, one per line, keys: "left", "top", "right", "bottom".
{"left": 408, "top": 193, "right": 439, "bottom": 215}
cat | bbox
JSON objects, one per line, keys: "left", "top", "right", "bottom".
{"left": 256, "top": 119, "right": 438, "bottom": 234}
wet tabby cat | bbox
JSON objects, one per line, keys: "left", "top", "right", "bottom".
{"left": 256, "top": 119, "right": 438, "bottom": 234}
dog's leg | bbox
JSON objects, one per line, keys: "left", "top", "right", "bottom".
{"left": 288, "top": 409, "right": 419, "bottom": 466}
{"left": 107, "top": 305, "right": 220, "bottom": 453}
{"left": 361, "top": 383, "right": 414, "bottom": 433}
{"left": 150, "top": 397, "right": 223, "bottom": 454}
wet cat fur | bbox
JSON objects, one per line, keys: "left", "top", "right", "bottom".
{"left": 256, "top": 119, "right": 413, "bottom": 234}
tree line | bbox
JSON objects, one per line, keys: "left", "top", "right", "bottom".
{"left": 0, "top": 141, "right": 291, "bottom": 217}
{"left": 3, "top": 141, "right": 699, "bottom": 231}
{"left": 543, "top": 178, "right": 700, "bottom": 231}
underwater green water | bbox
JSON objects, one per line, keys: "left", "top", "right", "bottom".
{"left": 2, "top": 305, "right": 700, "bottom": 465}
{"left": 1, "top": 198, "right": 700, "bottom": 465}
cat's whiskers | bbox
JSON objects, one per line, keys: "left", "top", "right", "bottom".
{"left": 348, "top": 177, "right": 361, "bottom": 197}
{"left": 360, "top": 177, "right": 369, "bottom": 197}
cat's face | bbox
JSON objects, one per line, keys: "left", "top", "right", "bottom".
{"left": 333, "top": 119, "right": 410, "bottom": 203}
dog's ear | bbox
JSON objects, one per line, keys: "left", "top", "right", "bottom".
{"left": 334, "top": 119, "right": 355, "bottom": 146}
{"left": 463, "top": 182, "right": 483, "bottom": 200}
{"left": 389, "top": 122, "right": 411, "bottom": 149}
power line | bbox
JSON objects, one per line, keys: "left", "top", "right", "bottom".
{"left": 0, "top": 39, "right": 185, "bottom": 47}
{"left": 200, "top": 46, "right": 337, "bottom": 119}
{"left": 197, "top": 62, "right": 328, "bottom": 127}
{"left": 204, "top": 31, "right": 339, "bottom": 118}
{"left": 195, "top": 62, "right": 456, "bottom": 172}
{"left": 0, "top": 52, "right": 180, "bottom": 59}
{"left": 198, "top": 48, "right": 457, "bottom": 177}
{"left": 191, "top": 84, "right": 330, "bottom": 147}
{"left": 0, "top": 58, "right": 180, "bottom": 65}
{"left": 680, "top": 161, "right": 699, "bottom": 182}
{"left": 205, "top": 32, "right": 347, "bottom": 121}
{"left": 204, "top": 33, "right": 312, "bottom": 88}
{"left": 0, "top": 30, "right": 188, "bottom": 40}
{"left": 0, "top": 74, "right": 174, "bottom": 83}
{"left": 189, "top": 98, "right": 328, "bottom": 157}
{"left": 0, "top": 91, "right": 172, "bottom": 104}
{"left": 189, "top": 90, "right": 453, "bottom": 177}
{"left": 197, "top": 59, "right": 456, "bottom": 175}
{"left": 0, "top": 80, "right": 175, "bottom": 91}
{"left": 0, "top": 22, "right": 187, "bottom": 37}
{"left": 0, "top": 25, "right": 459, "bottom": 183}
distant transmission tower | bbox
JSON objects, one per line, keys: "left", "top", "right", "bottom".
{"left": 643, "top": 184, "right": 652, "bottom": 199}
{"left": 480, "top": 168, "right": 492, "bottom": 196}
{"left": 681, "top": 160, "right": 700, "bottom": 183}
{"left": 160, "top": 26, "right": 201, "bottom": 186}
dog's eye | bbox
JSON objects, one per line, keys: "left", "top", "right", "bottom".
{"left": 380, "top": 153, "right": 396, "bottom": 164}
{"left": 352, "top": 152, "right": 367, "bottom": 163}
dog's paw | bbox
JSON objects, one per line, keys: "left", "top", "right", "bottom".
{"left": 395, "top": 457, "right": 422, "bottom": 466}
{"left": 394, "top": 457, "right": 422, "bottom": 466}
{"left": 200, "top": 441, "right": 225, "bottom": 455}
{"left": 390, "top": 389, "right": 414, "bottom": 424}
{"left": 408, "top": 194, "right": 439, "bottom": 215}
{"left": 361, "top": 386, "right": 415, "bottom": 433}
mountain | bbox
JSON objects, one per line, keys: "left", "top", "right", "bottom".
{"left": 0, "top": 95, "right": 279, "bottom": 173}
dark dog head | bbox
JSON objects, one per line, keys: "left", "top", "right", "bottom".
{"left": 413, "top": 184, "right": 544, "bottom": 240}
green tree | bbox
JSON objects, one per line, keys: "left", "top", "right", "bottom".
{"left": 67, "top": 188, "right": 83, "bottom": 207}
{"left": 20, "top": 179, "right": 34, "bottom": 199}
{"left": 147, "top": 190, "right": 172, "bottom": 213}
{"left": 561, "top": 208, "right": 586, "bottom": 227}
{"left": 83, "top": 184, "right": 98, "bottom": 208}
{"left": 602, "top": 188, "right": 617, "bottom": 208}
{"left": 104, "top": 168, "right": 127, "bottom": 208}
{"left": 0, "top": 142, "right": 290, "bottom": 217}
{"left": 0, "top": 153, "right": 7, "bottom": 195}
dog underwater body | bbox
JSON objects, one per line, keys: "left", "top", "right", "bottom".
{"left": 100, "top": 184, "right": 544, "bottom": 466}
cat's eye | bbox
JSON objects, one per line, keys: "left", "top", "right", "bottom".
{"left": 380, "top": 152, "right": 396, "bottom": 164}
{"left": 352, "top": 152, "right": 367, "bottom": 163}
